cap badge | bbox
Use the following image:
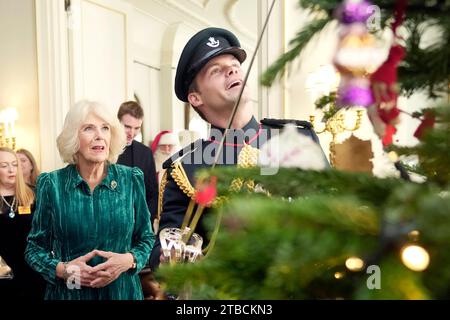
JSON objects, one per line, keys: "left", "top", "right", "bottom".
{"left": 206, "top": 37, "right": 220, "bottom": 48}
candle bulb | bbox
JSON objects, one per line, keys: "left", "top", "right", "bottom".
{"left": 4, "top": 121, "right": 9, "bottom": 138}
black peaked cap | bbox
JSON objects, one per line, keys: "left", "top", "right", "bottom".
{"left": 174, "top": 27, "right": 247, "bottom": 102}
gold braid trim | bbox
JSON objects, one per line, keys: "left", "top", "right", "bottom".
{"left": 157, "top": 169, "right": 169, "bottom": 222}
{"left": 237, "top": 143, "right": 260, "bottom": 168}
{"left": 229, "top": 144, "right": 260, "bottom": 193}
{"left": 229, "top": 178, "right": 243, "bottom": 192}
{"left": 169, "top": 162, "right": 226, "bottom": 208}
{"left": 212, "top": 195, "right": 228, "bottom": 208}
{"left": 167, "top": 145, "right": 259, "bottom": 216}
{"left": 170, "top": 162, "right": 195, "bottom": 199}
{"left": 245, "top": 180, "right": 255, "bottom": 191}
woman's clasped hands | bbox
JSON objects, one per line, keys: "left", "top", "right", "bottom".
{"left": 59, "top": 249, "right": 134, "bottom": 288}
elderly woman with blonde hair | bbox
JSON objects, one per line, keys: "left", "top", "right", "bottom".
{"left": 25, "top": 100, "right": 154, "bottom": 300}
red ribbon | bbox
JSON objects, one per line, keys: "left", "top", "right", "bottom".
{"left": 391, "top": 0, "right": 408, "bottom": 35}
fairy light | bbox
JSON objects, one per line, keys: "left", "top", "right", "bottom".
{"left": 345, "top": 257, "right": 365, "bottom": 271}
{"left": 401, "top": 245, "right": 430, "bottom": 272}
{"left": 388, "top": 151, "right": 399, "bottom": 162}
{"left": 408, "top": 230, "right": 420, "bottom": 242}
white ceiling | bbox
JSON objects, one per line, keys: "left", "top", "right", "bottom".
{"left": 123, "top": 0, "right": 258, "bottom": 43}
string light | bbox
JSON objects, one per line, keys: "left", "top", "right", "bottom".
{"left": 387, "top": 151, "right": 399, "bottom": 162}
{"left": 408, "top": 230, "right": 420, "bottom": 242}
{"left": 334, "top": 272, "right": 345, "bottom": 279}
{"left": 401, "top": 245, "right": 430, "bottom": 272}
{"left": 345, "top": 257, "right": 365, "bottom": 271}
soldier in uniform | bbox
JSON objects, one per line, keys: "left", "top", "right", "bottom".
{"left": 149, "top": 27, "right": 326, "bottom": 270}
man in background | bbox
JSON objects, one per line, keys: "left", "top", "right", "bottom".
{"left": 117, "top": 101, "right": 158, "bottom": 228}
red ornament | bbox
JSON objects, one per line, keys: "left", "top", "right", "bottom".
{"left": 414, "top": 111, "right": 436, "bottom": 140}
{"left": 382, "top": 124, "right": 397, "bottom": 146}
{"left": 371, "top": 44, "right": 405, "bottom": 110}
{"left": 378, "top": 105, "right": 401, "bottom": 125}
{"left": 367, "top": 105, "right": 398, "bottom": 147}
{"left": 367, "top": 0, "right": 408, "bottom": 146}
{"left": 368, "top": 41, "right": 405, "bottom": 146}
{"left": 194, "top": 176, "right": 217, "bottom": 206}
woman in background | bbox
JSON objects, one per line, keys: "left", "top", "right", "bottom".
{"left": 16, "top": 148, "right": 40, "bottom": 187}
{"left": 0, "top": 147, "right": 44, "bottom": 299}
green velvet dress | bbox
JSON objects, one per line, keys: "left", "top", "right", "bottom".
{"left": 25, "top": 164, "right": 155, "bottom": 300}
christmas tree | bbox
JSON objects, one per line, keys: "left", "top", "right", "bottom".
{"left": 156, "top": 0, "right": 449, "bottom": 299}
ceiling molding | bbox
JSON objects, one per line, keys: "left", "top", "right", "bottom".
{"left": 225, "top": 0, "right": 256, "bottom": 42}
{"left": 189, "top": 0, "right": 210, "bottom": 9}
{"left": 145, "top": 0, "right": 257, "bottom": 49}
{"left": 133, "top": 6, "right": 169, "bottom": 25}
{"left": 164, "top": 0, "right": 210, "bottom": 26}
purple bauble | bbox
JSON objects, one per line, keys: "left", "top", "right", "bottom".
{"left": 336, "top": 0, "right": 373, "bottom": 24}
{"left": 337, "top": 83, "right": 374, "bottom": 107}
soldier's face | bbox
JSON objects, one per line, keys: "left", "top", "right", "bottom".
{"left": 189, "top": 54, "right": 249, "bottom": 113}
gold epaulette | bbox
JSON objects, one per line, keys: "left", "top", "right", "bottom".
{"left": 170, "top": 162, "right": 195, "bottom": 199}
{"left": 166, "top": 162, "right": 227, "bottom": 209}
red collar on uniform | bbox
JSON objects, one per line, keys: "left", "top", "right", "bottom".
{"left": 207, "top": 124, "right": 263, "bottom": 147}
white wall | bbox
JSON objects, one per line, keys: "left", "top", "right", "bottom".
{"left": 0, "top": 0, "right": 40, "bottom": 166}
{"left": 130, "top": 8, "right": 166, "bottom": 145}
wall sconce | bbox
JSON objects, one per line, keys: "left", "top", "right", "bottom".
{"left": 307, "top": 65, "right": 364, "bottom": 167}
{"left": 310, "top": 108, "right": 364, "bottom": 167}
{"left": 0, "top": 107, "right": 18, "bottom": 150}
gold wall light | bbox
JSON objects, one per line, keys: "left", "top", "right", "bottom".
{"left": 0, "top": 107, "right": 18, "bottom": 150}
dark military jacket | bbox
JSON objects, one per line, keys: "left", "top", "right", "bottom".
{"left": 149, "top": 116, "right": 325, "bottom": 269}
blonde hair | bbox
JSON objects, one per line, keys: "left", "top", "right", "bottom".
{"left": 57, "top": 100, "right": 126, "bottom": 164}
{"left": 0, "top": 147, "right": 35, "bottom": 207}
{"left": 16, "top": 148, "right": 40, "bottom": 187}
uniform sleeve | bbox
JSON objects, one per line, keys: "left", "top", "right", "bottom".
{"left": 25, "top": 173, "right": 60, "bottom": 285}
{"left": 129, "top": 167, "right": 155, "bottom": 274}
{"left": 149, "top": 166, "right": 191, "bottom": 270}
